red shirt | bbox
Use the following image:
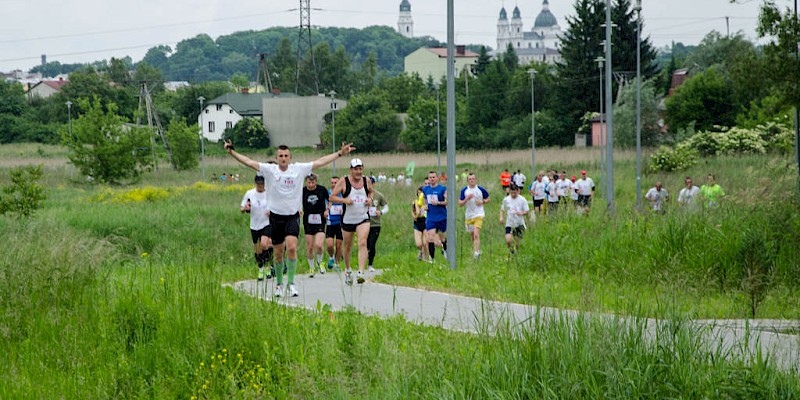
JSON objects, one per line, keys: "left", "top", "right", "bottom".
{"left": 500, "top": 172, "right": 511, "bottom": 186}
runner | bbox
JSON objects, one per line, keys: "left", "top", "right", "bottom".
{"left": 302, "top": 173, "right": 328, "bottom": 277}
{"left": 367, "top": 188, "right": 389, "bottom": 272}
{"left": 422, "top": 170, "right": 448, "bottom": 262}
{"left": 556, "top": 171, "right": 571, "bottom": 208}
{"left": 325, "top": 176, "right": 344, "bottom": 270}
{"left": 546, "top": 173, "right": 560, "bottom": 213}
{"left": 677, "top": 176, "right": 700, "bottom": 207}
{"left": 574, "top": 170, "right": 595, "bottom": 214}
{"left": 700, "top": 174, "right": 725, "bottom": 209}
{"left": 224, "top": 140, "right": 354, "bottom": 297}
{"left": 458, "top": 173, "right": 490, "bottom": 259}
{"left": 500, "top": 168, "right": 512, "bottom": 195}
{"left": 240, "top": 174, "right": 273, "bottom": 281}
{"left": 645, "top": 181, "right": 669, "bottom": 213}
{"left": 330, "top": 158, "right": 373, "bottom": 284}
{"left": 529, "top": 173, "right": 546, "bottom": 216}
{"left": 412, "top": 185, "right": 429, "bottom": 261}
{"left": 500, "top": 183, "right": 530, "bottom": 255}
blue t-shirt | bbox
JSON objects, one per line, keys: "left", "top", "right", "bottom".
{"left": 422, "top": 185, "right": 447, "bottom": 222}
{"left": 327, "top": 189, "right": 343, "bottom": 226}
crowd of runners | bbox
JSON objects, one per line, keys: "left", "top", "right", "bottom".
{"left": 227, "top": 141, "right": 725, "bottom": 296}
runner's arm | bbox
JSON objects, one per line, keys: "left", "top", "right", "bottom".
{"left": 224, "top": 140, "right": 259, "bottom": 171}
{"left": 312, "top": 142, "right": 355, "bottom": 170}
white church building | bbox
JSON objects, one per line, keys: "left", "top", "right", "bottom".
{"left": 496, "top": 0, "right": 562, "bottom": 65}
{"left": 397, "top": 0, "right": 413, "bottom": 38}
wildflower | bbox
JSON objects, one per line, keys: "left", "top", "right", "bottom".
{"left": 141, "top": 252, "right": 149, "bottom": 258}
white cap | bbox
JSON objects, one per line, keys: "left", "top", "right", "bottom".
{"left": 350, "top": 158, "right": 363, "bottom": 168}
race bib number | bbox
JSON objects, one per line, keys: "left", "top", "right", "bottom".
{"left": 352, "top": 194, "right": 367, "bottom": 205}
{"left": 426, "top": 194, "right": 438, "bottom": 204}
{"left": 308, "top": 214, "right": 322, "bottom": 225}
{"left": 368, "top": 207, "right": 377, "bottom": 216}
{"left": 330, "top": 204, "right": 343, "bottom": 216}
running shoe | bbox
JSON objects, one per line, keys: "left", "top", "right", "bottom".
{"left": 344, "top": 269, "right": 353, "bottom": 286}
{"left": 274, "top": 285, "right": 283, "bottom": 298}
{"left": 288, "top": 284, "right": 299, "bottom": 297}
{"left": 417, "top": 250, "right": 423, "bottom": 261}
{"left": 318, "top": 260, "right": 325, "bottom": 275}
{"left": 368, "top": 265, "right": 375, "bottom": 272}
{"left": 356, "top": 271, "right": 365, "bottom": 284}
{"left": 327, "top": 258, "right": 334, "bottom": 270}
{"left": 257, "top": 268, "right": 265, "bottom": 281}
{"left": 267, "top": 266, "right": 275, "bottom": 279}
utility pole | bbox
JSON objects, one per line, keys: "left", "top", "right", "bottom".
{"left": 435, "top": 82, "right": 441, "bottom": 176}
{"left": 604, "top": 0, "right": 615, "bottom": 213}
{"left": 595, "top": 56, "right": 605, "bottom": 187}
{"left": 137, "top": 82, "right": 176, "bottom": 170}
{"left": 635, "top": 0, "right": 642, "bottom": 211}
{"left": 295, "top": 0, "right": 319, "bottom": 95}
{"left": 198, "top": 96, "right": 206, "bottom": 181}
{"left": 330, "top": 90, "right": 337, "bottom": 176}
{"left": 446, "top": 0, "right": 457, "bottom": 270}
{"left": 528, "top": 69, "right": 536, "bottom": 183}
{"left": 66, "top": 100, "right": 73, "bottom": 179}
{"left": 256, "top": 53, "right": 273, "bottom": 93}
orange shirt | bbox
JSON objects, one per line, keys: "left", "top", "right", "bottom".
{"left": 500, "top": 171, "right": 511, "bottom": 186}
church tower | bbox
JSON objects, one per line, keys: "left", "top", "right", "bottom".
{"left": 398, "top": 0, "right": 414, "bottom": 38}
{"left": 496, "top": 7, "right": 509, "bottom": 51}
{"left": 509, "top": 6, "right": 524, "bottom": 49}
{"left": 534, "top": 0, "right": 561, "bottom": 49}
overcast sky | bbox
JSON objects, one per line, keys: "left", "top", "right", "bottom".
{"left": 0, "top": 0, "right": 773, "bottom": 73}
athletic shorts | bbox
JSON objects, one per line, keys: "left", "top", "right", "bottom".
{"left": 303, "top": 221, "right": 325, "bottom": 235}
{"left": 250, "top": 226, "right": 271, "bottom": 244}
{"left": 425, "top": 219, "right": 447, "bottom": 233}
{"left": 268, "top": 213, "right": 300, "bottom": 245}
{"left": 548, "top": 201, "right": 559, "bottom": 211}
{"left": 578, "top": 195, "right": 592, "bottom": 207}
{"left": 413, "top": 217, "right": 426, "bottom": 232}
{"left": 502, "top": 184, "right": 510, "bottom": 191}
{"left": 341, "top": 219, "right": 370, "bottom": 233}
{"left": 465, "top": 217, "right": 484, "bottom": 230}
{"left": 505, "top": 226, "right": 526, "bottom": 238}
{"left": 533, "top": 199, "right": 544, "bottom": 208}
{"left": 325, "top": 224, "right": 343, "bottom": 240}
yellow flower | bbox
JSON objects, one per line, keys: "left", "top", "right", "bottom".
{"left": 141, "top": 252, "right": 149, "bottom": 258}
{"left": 160, "top": 277, "right": 165, "bottom": 284}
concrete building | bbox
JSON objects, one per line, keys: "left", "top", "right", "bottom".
{"left": 496, "top": 0, "right": 562, "bottom": 65}
{"left": 262, "top": 95, "right": 347, "bottom": 148}
{"left": 27, "top": 79, "right": 68, "bottom": 99}
{"left": 397, "top": 0, "right": 414, "bottom": 38}
{"left": 404, "top": 46, "right": 478, "bottom": 81}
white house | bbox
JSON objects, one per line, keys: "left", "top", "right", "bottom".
{"left": 199, "top": 93, "right": 274, "bottom": 142}
{"left": 404, "top": 46, "right": 478, "bottom": 81}
{"left": 27, "top": 79, "right": 68, "bottom": 99}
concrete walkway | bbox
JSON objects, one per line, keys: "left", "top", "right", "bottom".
{"left": 228, "top": 269, "right": 800, "bottom": 372}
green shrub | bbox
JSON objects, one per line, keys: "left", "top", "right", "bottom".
{"left": 647, "top": 144, "right": 699, "bottom": 172}
{"left": 0, "top": 164, "right": 47, "bottom": 218}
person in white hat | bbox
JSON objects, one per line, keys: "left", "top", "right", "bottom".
{"left": 329, "top": 158, "right": 373, "bottom": 284}
{"left": 224, "top": 140, "right": 355, "bottom": 297}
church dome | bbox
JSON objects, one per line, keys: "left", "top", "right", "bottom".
{"left": 534, "top": 0, "right": 558, "bottom": 28}
{"left": 499, "top": 7, "right": 507, "bottom": 20}
{"left": 399, "top": 0, "right": 410, "bottom": 12}
{"left": 512, "top": 6, "right": 521, "bottom": 19}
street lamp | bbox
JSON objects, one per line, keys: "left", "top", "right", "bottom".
{"left": 604, "top": 0, "right": 615, "bottom": 213}
{"left": 528, "top": 69, "right": 536, "bottom": 183}
{"left": 329, "top": 90, "right": 337, "bottom": 176}
{"left": 434, "top": 82, "right": 442, "bottom": 176}
{"left": 66, "top": 100, "right": 73, "bottom": 178}
{"left": 198, "top": 96, "right": 206, "bottom": 181}
{"left": 634, "top": 0, "right": 643, "bottom": 210}
{"left": 595, "top": 56, "right": 605, "bottom": 188}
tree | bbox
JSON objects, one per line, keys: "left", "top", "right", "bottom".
{"left": 322, "top": 91, "right": 401, "bottom": 152}
{"left": 400, "top": 97, "right": 439, "bottom": 151}
{"left": 222, "top": 117, "right": 270, "bottom": 149}
{"left": 467, "top": 60, "right": 510, "bottom": 131}
{"left": 665, "top": 66, "right": 736, "bottom": 132}
{"left": 0, "top": 165, "right": 46, "bottom": 219}
{"left": 502, "top": 43, "right": 519, "bottom": 71}
{"left": 61, "top": 98, "right": 152, "bottom": 183}
{"left": 613, "top": 79, "right": 662, "bottom": 148}
{"left": 0, "top": 80, "right": 27, "bottom": 116}
{"left": 377, "top": 73, "right": 427, "bottom": 113}
{"left": 756, "top": 1, "right": 800, "bottom": 108}
{"left": 164, "top": 119, "right": 200, "bottom": 171}
{"left": 473, "top": 46, "right": 492, "bottom": 77}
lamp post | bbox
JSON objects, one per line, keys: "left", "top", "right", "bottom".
{"left": 604, "top": 0, "right": 615, "bottom": 213}
{"left": 634, "top": 0, "right": 643, "bottom": 210}
{"left": 330, "top": 90, "right": 337, "bottom": 176}
{"left": 198, "top": 96, "right": 206, "bottom": 181}
{"left": 595, "top": 56, "right": 605, "bottom": 170}
{"left": 528, "top": 69, "right": 536, "bottom": 183}
{"left": 434, "top": 82, "right": 442, "bottom": 177}
{"left": 66, "top": 100, "right": 73, "bottom": 179}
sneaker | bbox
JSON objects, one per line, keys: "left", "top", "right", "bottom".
{"left": 442, "top": 249, "right": 447, "bottom": 259}
{"left": 473, "top": 251, "right": 481, "bottom": 259}
{"left": 368, "top": 265, "right": 375, "bottom": 272}
{"left": 283, "top": 265, "right": 288, "bottom": 274}
{"left": 356, "top": 271, "right": 365, "bottom": 284}
{"left": 333, "top": 263, "right": 340, "bottom": 272}
{"left": 417, "top": 250, "right": 423, "bottom": 261}
{"left": 274, "top": 285, "right": 283, "bottom": 297}
{"left": 288, "top": 284, "right": 299, "bottom": 297}
{"left": 318, "top": 260, "right": 326, "bottom": 275}
{"left": 344, "top": 269, "right": 353, "bottom": 286}
{"left": 267, "top": 266, "right": 275, "bottom": 279}
{"left": 257, "top": 268, "right": 265, "bottom": 281}
{"left": 327, "top": 258, "right": 334, "bottom": 270}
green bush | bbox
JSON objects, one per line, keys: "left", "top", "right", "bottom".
{"left": 0, "top": 164, "right": 47, "bottom": 218}
{"left": 647, "top": 144, "right": 699, "bottom": 172}
{"left": 221, "top": 117, "right": 270, "bottom": 149}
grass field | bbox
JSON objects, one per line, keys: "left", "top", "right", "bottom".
{"left": 1, "top": 144, "right": 799, "bottom": 398}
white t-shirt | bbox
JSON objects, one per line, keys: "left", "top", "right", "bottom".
{"left": 343, "top": 181, "right": 370, "bottom": 225}
{"left": 645, "top": 187, "right": 669, "bottom": 211}
{"left": 460, "top": 185, "right": 490, "bottom": 220}
{"left": 570, "top": 181, "right": 579, "bottom": 200}
{"left": 547, "top": 181, "right": 559, "bottom": 203}
{"left": 530, "top": 181, "right": 546, "bottom": 200}
{"left": 575, "top": 177, "right": 595, "bottom": 196}
{"left": 678, "top": 186, "right": 700, "bottom": 205}
{"left": 241, "top": 188, "right": 270, "bottom": 230}
{"left": 513, "top": 173, "right": 526, "bottom": 187}
{"left": 502, "top": 195, "right": 530, "bottom": 228}
{"left": 258, "top": 162, "right": 313, "bottom": 215}
{"left": 556, "top": 179, "right": 570, "bottom": 197}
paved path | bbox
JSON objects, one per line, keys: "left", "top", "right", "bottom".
{"left": 228, "top": 270, "right": 800, "bottom": 372}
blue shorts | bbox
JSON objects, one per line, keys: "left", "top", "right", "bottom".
{"left": 425, "top": 219, "right": 447, "bottom": 232}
